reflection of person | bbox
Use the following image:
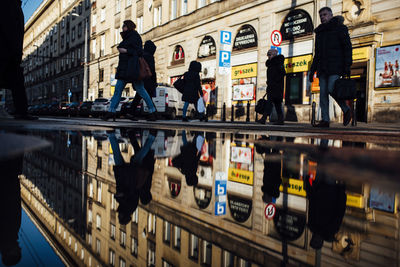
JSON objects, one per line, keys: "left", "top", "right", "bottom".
{"left": 0, "top": 1, "right": 37, "bottom": 120}
{"left": 309, "top": 7, "right": 352, "bottom": 128}
{"left": 257, "top": 49, "right": 286, "bottom": 125}
{"left": 0, "top": 156, "right": 23, "bottom": 265}
{"left": 102, "top": 20, "right": 157, "bottom": 121}
{"left": 109, "top": 130, "right": 156, "bottom": 225}
{"left": 182, "top": 61, "right": 204, "bottom": 122}
{"left": 306, "top": 140, "right": 346, "bottom": 249}
{"left": 172, "top": 131, "right": 204, "bottom": 186}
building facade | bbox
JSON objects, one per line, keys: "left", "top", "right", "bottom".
{"left": 23, "top": 0, "right": 400, "bottom": 121}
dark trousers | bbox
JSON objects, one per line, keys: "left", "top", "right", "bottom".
{"left": 261, "top": 98, "right": 283, "bottom": 121}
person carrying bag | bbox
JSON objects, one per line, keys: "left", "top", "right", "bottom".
{"left": 181, "top": 61, "right": 205, "bottom": 122}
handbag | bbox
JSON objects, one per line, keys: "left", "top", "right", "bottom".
{"left": 173, "top": 76, "right": 185, "bottom": 94}
{"left": 137, "top": 57, "right": 152, "bottom": 81}
{"left": 332, "top": 77, "right": 356, "bottom": 100}
{"left": 255, "top": 93, "right": 273, "bottom": 115}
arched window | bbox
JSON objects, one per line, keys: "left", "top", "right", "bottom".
{"left": 233, "top": 24, "right": 258, "bottom": 51}
{"left": 172, "top": 45, "right": 185, "bottom": 65}
{"left": 197, "top": 35, "right": 216, "bottom": 58}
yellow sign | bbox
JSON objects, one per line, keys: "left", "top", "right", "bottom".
{"left": 110, "top": 86, "right": 115, "bottom": 96}
{"left": 231, "top": 63, "right": 257, "bottom": 79}
{"left": 346, "top": 193, "right": 364, "bottom": 208}
{"left": 284, "top": 54, "right": 313, "bottom": 73}
{"left": 228, "top": 168, "right": 254, "bottom": 185}
{"left": 279, "top": 178, "right": 306, "bottom": 197}
{"left": 352, "top": 47, "right": 369, "bottom": 61}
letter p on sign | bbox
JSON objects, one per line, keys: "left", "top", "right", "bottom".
{"left": 220, "top": 31, "right": 232, "bottom": 45}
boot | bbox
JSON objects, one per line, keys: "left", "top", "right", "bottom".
{"left": 256, "top": 114, "right": 267, "bottom": 124}
{"left": 273, "top": 114, "right": 284, "bottom": 125}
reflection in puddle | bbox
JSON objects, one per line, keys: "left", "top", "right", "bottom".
{"left": 8, "top": 128, "right": 400, "bottom": 266}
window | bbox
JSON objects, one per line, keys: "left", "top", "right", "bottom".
{"left": 92, "top": 13, "right": 97, "bottom": 27}
{"left": 223, "top": 251, "right": 234, "bottom": 267}
{"left": 74, "top": 242, "right": 77, "bottom": 252}
{"left": 147, "top": 241, "right": 155, "bottom": 267}
{"left": 88, "top": 209, "right": 92, "bottom": 222}
{"left": 54, "top": 40, "right": 57, "bottom": 52}
{"left": 137, "top": 16, "right": 143, "bottom": 34}
{"left": 61, "top": 35, "right": 65, "bottom": 48}
{"left": 78, "top": 2, "right": 83, "bottom": 14}
{"left": 78, "top": 22, "right": 82, "bottom": 37}
{"left": 72, "top": 27, "right": 76, "bottom": 41}
{"left": 126, "top": 0, "right": 131, "bottom": 6}
{"left": 89, "top": 182, "right": 93, "bottom": 197}
{"left": 198, "top": 0, "right": 206, "bottom": 8}
{"left": 148, "top": 213, "right": 156, "bottom": 235}
{"left": 85, "top": 0, "right": 90, "bottom": 9}
{"left": 131, "top": 238, "right": 138, "bottom": 256}
{"left": 81, "top": 249, "right": 84, "bottom": 260}
{"left": 181, "top": 0, "right": 187, "bottom": 15}
{"left": 132, "top": 209, "right": 138, "bottom": 223}
{"left": 170, "top": 0, "right": 177, "bottom": 20}
{"left": 116, "top": 0, "right": 121, "bottom": 14}
{"left": 97, "top": 180, "right": 102, "bottom": 202}
{"left": 97, "top": 156, "right": 102, "bottom": 169}
{"left": 114, "top": 28, "right": 120, "bottom": 45}
{"left": 163, "top": 221, "right": 171, "bottom": 244}
{"left": 173, "top": 226, "right": 181, "bottom": 250}
{"left": 96, "top": 238, "right": 101, "bottom": 254}
{"left": 162, "top": 259, "right": 174, "bottom": 267}
{"left": 120, "top": 230, "right": 126, "bottom": 247}
{"left": 99, "top": 68, "right": 104, "bottom": 82}
{"left": 96, "top": 214, "right": 101, "bottom": 229}
{"left": 62, "top": 18, "right": 65, "bottom": 28}
{"left": 153, "top": 7, "right": 158, "bottom": 27}
{"left": 110, "top": 224, "right": 116, "bottom": 239}
{"left": 92, "top": 39, "right": 97, "bottom": 57}
{"left": 238, "top": 258, "right": 251, "bottom": 267}
{"left": 119, "top": 258, "right": 126, "bottom": 267}
{"left": 111, "top": 194, "right": 117, "bottom": 210}
{"left": 100, "top": 34, "right": 105, "bottom": 56}
{"left": 201, "top": 240, "right": 212, "bottom": 266}
{"left": 109, "top": 249, "right": 115, "bottom": 266}
{"left": 100, "top": 7, "right": 105, "bottom": 22}
{"left": 88, "top": 233, "right": 92, "bottom": 245}
{"left": 189, "top": 234, "right": 199, "bottom": 260}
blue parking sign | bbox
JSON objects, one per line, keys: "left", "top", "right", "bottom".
{"left": 219, "top": 51, "right": 231, "bottom": 68}
{"left": 215, "top": 180, "right": 227, "bottom": 196}
{"left": 220, "top": 31, "right": 232, "bottom": 45}
{"left": 215, "top": 202, "right": 226, "bottom": 216}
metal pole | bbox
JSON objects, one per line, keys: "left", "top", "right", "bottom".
{"left": 352, "top": 98, "right": 357, "bottom": 126}
{"left": 231, "top": 104, "right": 234, "bottom": 122}
{"left": 222, "top": 103, "right": 226, "bottom": 121}
{"left": 246, "top": 101, "right": 250, "bottom": 122}
{"left": 83, "top": 18, "right": 88, "bottom": 101}
{"left": 311, "top": 99, "right": 316, "bottom": 126}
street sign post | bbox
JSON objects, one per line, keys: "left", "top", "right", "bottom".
{"left": 219, "top": 30, "right": 232, "bottom": 75}
{"left": 271, "top": 30, "right": 282, "bottom": 47}
{"left": 68, "top": 89, "right": 72, "bottom": 103}
{"left": 215, "top": 171, "right": 227, "bottom": 216}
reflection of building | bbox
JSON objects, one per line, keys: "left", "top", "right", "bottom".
{"left": 20, "top": 131, "right": 400, "bottom": 266}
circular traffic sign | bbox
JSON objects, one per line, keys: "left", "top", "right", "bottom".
{"left": 271, "top": 30, "right": 282, "bottom": 46}
{"left": 265, "top": 203, "right": 276, "bottom": 220}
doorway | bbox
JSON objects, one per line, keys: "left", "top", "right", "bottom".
{"left": 351, "top": 63, "right": 367, "bottom": 122}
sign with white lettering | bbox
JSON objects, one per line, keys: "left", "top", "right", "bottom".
{"left": 233, "top": 24, "right": 258, "bottom": 50}
{"left": 280, "top": 9, "right": 314, "bottom": 40}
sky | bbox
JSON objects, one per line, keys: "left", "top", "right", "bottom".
{"left": 23, "top": 0, "right": 44, "bottom": 24}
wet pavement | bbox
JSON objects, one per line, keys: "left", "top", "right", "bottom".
{"left": 1, "top": 118, "right": 400, "bottom": 266}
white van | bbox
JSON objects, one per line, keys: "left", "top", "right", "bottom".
{"left": 143, "top": 85, "right": 196, "bottom": 119}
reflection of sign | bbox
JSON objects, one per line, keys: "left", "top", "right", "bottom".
{"left": 280, "top": 9, "right": 314, "bottom": 40}
{"left": 228, "top": 195, "right": 252, "bottom": 223}
{"left": 370, "top": 187, "right": 396, "bottom": 213}
{"left": 279, "top": 178, "right": 306, "bottom": 197}
{"left": 215, "top": 202, "right": 226, "bottom": 216}
{"left": 233, "top": 84, "right": 254, "bottom": 101}
{"left": 231, "top": 146, "right": 252, "bottom": 164}
{"left": 198, "top": 35, "right": 216, "bottom": 58}
{"left": 353, "top": 47, "right": 369, "bottom": 61}
{"left": 284, "top": 54, "right": 312, "bottom": 73}
{"left": 228, "top": 168, "right": 253, "bottom": 185}
{"left": 233, "top": 24, "right": 258, "bottom": 50}
{"left": 271, "top": 30, "right": 282, "bottom": 46}
{"left": 231, "top": 63, "right": 257, "bottom": 79}
{"left": 215, "top": 172, "right": 227, "bottom": 216}
{"left": 265, "top": 203, "right": 276, "bottom": 220}
{"left": 110, "top": 74, "right": 117, "bottom": 86}
{"left": 273, "top": 208, "right": 306, "bottom": 241}
{"left": 219, "top": 51, "right": 231, "bottom": 68}
{"left": 375, "top": 45, "right": 400, "bottom": 89}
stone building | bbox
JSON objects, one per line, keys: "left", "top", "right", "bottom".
{"left": 23, "top": 0, "right": 400, "bottom": 122}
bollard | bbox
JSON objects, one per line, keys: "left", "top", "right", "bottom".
{"left": 222, "top": 103, "right": 226, "bottom": 122}
{"left": 231, "top": 104, "right": 234, "bottom": 122}
{"left": 311, "top": 101, "right": 316, "bottom": 126}
{"left": 352, "top": 98, "right": 357, "bottom": 126}
{"left": 246, "top": 101, "right": 250, "bottom": 122}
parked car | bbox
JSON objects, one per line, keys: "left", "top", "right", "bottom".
{"left": 91, "top": 98, "right": 109, "bottom": 117}
{"left": 120, "top": 96, "right": 143, "bottom": 118}
{"left": 78, "top": 101, "right": 93, "bottom": 117}
{"left": 47, "top": 101, "right": 60, "bottom": 116}
{"left": 67, "top": 102, "right": 80, "bottom": 116}
{"left": 58, "top": 102, "right": 69, "bottom": 116}
{"left": 142, "top": 85, "right": 196, "bottom": 119}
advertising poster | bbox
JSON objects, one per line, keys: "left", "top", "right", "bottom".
{"left": 231, "top": 146, "right": 252, "bottom": 164}
{"left": 375, "top": 45, "right": 400, "bottom": 89}
{"left": 233, "top": 84, "right": 254, "bottom": 101}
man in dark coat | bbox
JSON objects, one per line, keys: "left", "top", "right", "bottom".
{"left": 182, "top": 61, "right": 203, "bottom": 122}
{"left": 309, "top": 7, "right": 352, "bottom": 128}
{"left": 257, "top": 49, "right": 285, "bottom": 125}
{"left": 127, "top": 40, "right": 157, "bottom": 120}
{"left": 0, "top": 0, "right": 37, "bottom": 120}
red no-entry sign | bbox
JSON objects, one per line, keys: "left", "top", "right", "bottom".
{"left": 265, "top": 203, "right": 276, "bottom": 220}
{"left": 271, "top": 30, "right": 282, "bottom": 46}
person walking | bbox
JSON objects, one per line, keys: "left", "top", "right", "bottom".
{"left": 257, "top": 49, "right": 286, "bottom": 125}
{"left": 181, "top": 61, "right": 204, "bottom": 122}
{"left": 0, "top": 0, "right": 37, "bottom": 120}
{"left": 127, "top": 40, "right": 158, "bottom": 120}
{"left": 102, "top": 20, "right": 157, "bottom": 121}
{"left": 309, "top": 7, "right": 352, "bottom": 128}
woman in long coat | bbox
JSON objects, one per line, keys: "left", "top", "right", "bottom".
{"left": 102, "top": 20, "right": 157, "bottom": 121}
{"left": 182, "top": 61, "right": 204, "bottom": 121}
